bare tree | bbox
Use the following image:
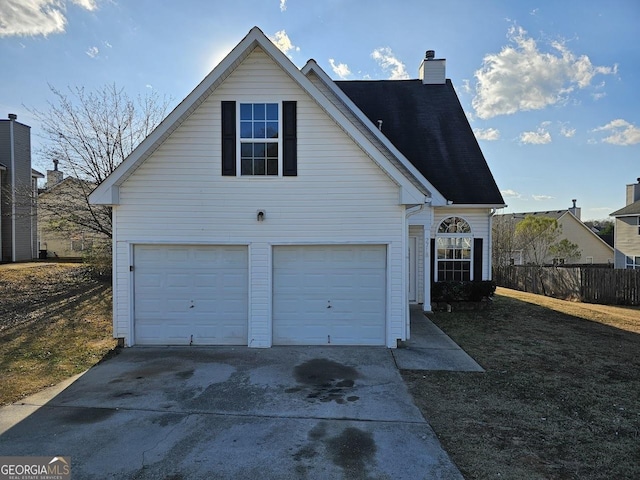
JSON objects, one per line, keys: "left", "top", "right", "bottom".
{"left": 515, "top": 215, "right": 561, "bottom": 266}
{"left": 492, "top": 214, "right": 519, "bottom": 268}
{"left": 29, "top": 83, "right": 170, "bottom": 238}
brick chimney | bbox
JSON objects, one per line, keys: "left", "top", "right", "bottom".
{"left": 418, "top": 50, "right": 446, "bottom": 84}
{"left": 46, "top": 159, "right": 63, "bottom": 188}
{"left": 626, "top": 178, "right": 640, "bottom": 205}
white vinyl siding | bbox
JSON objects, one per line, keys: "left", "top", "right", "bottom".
{"left": 111, "top": 47, "right": 406, "bottom": 347}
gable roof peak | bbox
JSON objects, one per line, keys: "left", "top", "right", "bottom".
{"left": 90, "top": 27, "right": 431, "bottom": 206}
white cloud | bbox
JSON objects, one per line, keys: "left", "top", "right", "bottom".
{"left": 329, "top": 58, "right": 351, "bottom": 79}
{"left": 70, "top": 0, "right": 97, "bottom": 10}
{"left": 520, "top": 130, "right": 551, "bottom": 144}
{"left": 268, "top": 30, "right": 300, "bottom": 56}
{"left": 520, "top": 122, "right": 552, "bottom": 144}
{"left": 501, "top": 189, "right": 522, "bottom": 199}
{"left": 103, "top": 40, "right": 112, "bottom": 48}
{"left": 85, "top": 46, "right": 99, "bottom": 58}
{"left": 471, "top": 25, "right": 617, "bottom": 119}
{"left": 592, "top": 92, "right": 607, "bottom": 100}
{"left": 560, "top": 124, "right": 576, "bottom": 138}
{"left": 593, "top": 119, "right": 640, "bottom": 146}
{"left": 371, "top": 47, "right": 409, "bottom": 80}
{"left": 461, "top": 79, "right": 472, "bottom": 94}
{"left": 0, "top": 0, "right": 96, "bottom": 37}
{"left": 533, "top": 194, "right": 554, "bottom": 201}
{"left": 279, "top": 0, "right": 287, "bottom": 12}
{"left": 473, "top": 127, "right": 500, "bottom": 141}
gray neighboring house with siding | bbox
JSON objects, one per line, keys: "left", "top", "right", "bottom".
{"left": 0, "top": 114, "right": 43, "bottom": 262}
{"left": 611, "top": 178, "right": 640, "bottom": 269}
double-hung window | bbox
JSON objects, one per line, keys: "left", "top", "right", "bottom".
{"left": 239, "top": 103, "right": 279, "bottom": 176}
{"left": 221, "top": 100, "right": 297, "bottom": 177}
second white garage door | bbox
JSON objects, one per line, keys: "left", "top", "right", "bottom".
{"left": 133, "top": 245, "right": 248, "bottom": 345}
{"left": 272, "top": 245, "right": 386, "bottom": 345}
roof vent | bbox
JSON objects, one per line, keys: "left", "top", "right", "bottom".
{"left": 425, "top": 50, "right": 435, "bottom": 60}
{"left": 8, "top": 113, "right": 17, "bottom": 120}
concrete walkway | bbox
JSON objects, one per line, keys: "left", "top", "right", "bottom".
{"left": 392, "top": 306, "right": 484, "bottom": 371}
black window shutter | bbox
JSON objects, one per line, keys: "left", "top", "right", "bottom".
{"left": 282, "top": 101, "right": 297, "bottom": 176}
{"left": 473, "top": 238, "right": 483, "bottom": 281}
{"left": 221, "top": 101, "right": 236, "bottom": 176}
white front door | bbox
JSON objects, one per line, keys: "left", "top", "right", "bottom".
{"left": 133, "top": 245, "right": 248, "bottom": 345}
{"left": 272, "top": 245, "right": 386, "bottom": 345}
{"left": 409, "top": 236, "right": 417, "bottom": 303}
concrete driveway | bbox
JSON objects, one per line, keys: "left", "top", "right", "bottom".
{"left": 0, "top": 345, "right": 463, "bottom": 479}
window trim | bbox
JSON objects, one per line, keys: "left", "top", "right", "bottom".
{"left": 626, "top": 255, "right": 640, "bottom": 270}
{"left": 236, "top": 101, "right": 282, "bottom": 177}
{"left": 435, "top": 216, "right": 474, "bottom": 282}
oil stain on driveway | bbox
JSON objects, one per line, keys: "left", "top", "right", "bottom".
{"left": 0, "top": 347, "right": 463, "bottom": 479}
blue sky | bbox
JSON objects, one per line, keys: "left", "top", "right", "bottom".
{"left": 1, "top": 0, "right": 638, "bottom": 220}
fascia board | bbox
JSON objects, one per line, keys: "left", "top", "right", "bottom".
{"left": 90, "top": 27, "right": 267, "bottom": 205}
{"left": 439, "top": 203, "right": 507, "bottom": 209}
{"left": 302, "top": 60, "right": 447, "bottom": 206}
{"left": 278, "top": 65, "right": 426, "bottom": 204}
{"left": 91, "top": 27, "right": 425, "bottom": 206}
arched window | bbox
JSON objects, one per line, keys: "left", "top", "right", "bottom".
{"left": 436, "top": 217, "right": 472, "bottom": 281}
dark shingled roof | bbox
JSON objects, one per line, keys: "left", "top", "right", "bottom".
{"left": 611, "top": 200, "right": 640, "bottom": 216}
{"left": 335, "top": 79, "right": 504, "bottom": 205}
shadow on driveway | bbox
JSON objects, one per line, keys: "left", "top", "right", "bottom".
{"left": 0, "top": 346, "right": 463, "bottom": 479}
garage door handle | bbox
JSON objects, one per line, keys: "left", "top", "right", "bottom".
{"left": 327, "top": 301, "right": 332, "bottom": 309}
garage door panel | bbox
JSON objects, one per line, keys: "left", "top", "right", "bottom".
{"left": 134, "top": 245, "right": 248, "bottom": 346}
{"left": 273, "top": 245, "right": 386, "bottom": 346}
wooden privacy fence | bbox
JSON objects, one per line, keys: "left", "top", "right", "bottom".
{"left": 493, "top": 266, "right": 640, "bottom": 306}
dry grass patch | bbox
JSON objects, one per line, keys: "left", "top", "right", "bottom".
{"left": 0, "top": 263, "right": 117, "bottom": 406}
{"left": 403, "top": 287, "right": 640, "bottom": 480}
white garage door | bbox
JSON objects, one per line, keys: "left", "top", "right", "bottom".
{"left": 273, "top": 245, "right": 386, "bottom": 345}
{"left": 134, "top": 245, "right": 248, "bottom": 345}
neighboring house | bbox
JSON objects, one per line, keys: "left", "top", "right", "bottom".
{"left": 495, "top": 200, "right": 614, "bottom": 265}
{"left": 611, "top": 178, "right": 640, "bottom": 269}
{"left": 38, "top": 162, "right": 110, "bottom": 258}
{"left": 0, "top": 114, "right": 43, "bottom": 262}
{"left": 89, "top": 27, "right": 504, "bottom": 348}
